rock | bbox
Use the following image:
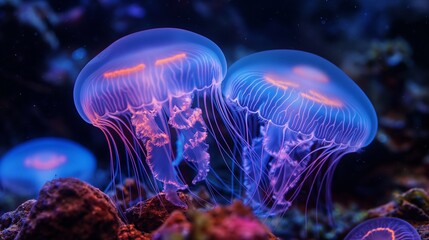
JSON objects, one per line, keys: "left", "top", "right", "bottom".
{"left": 152, "top": 211, "right": 191, "bottom": 240}
{"left": 16, "top": 178, "right": 123, "bottom": 240}
{"left": 0, "top": 200, "right": 35, "bottom": 240}
{"left": 2, "top": 179, "right": 278, "bottom": 239}
{"left": 125, "top": 192, "right": 190, "bottom": 233}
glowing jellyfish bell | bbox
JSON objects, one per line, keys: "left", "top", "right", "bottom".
{"left": 74, "top": 28, "right": 226, "bottom": 207}
{"left": 345, "top": 217, "right": 420, "bottom": 240}
{"left": 0, "top": 137, "right": 96, "bottom": 197}
{"left": 222, "top": 50, "right": 377, "bottom": 215}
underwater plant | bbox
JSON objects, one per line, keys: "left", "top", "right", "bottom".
{"left": 221, "top": 50, "right": 377, "bottom": 216}
{"left": 73, "top": 28, "right": 226, "bottom": 207}
{"left": 0, "top": 137, "right": 96, "bottom": 196}
{"left": 344, "top": 217, "right": 420, "bottom": 240}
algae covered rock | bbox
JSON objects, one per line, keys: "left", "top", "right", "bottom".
{"left": 0, "top": 199, "right": 35, "bottom": 240}
{"left": 16, "top": 177, "right": 123, "bottom": 240}
{"left": 118, "top": 224, "right": 150, "bottom": 240}
{"left": 125, "top": 192, "right": 191, "bottom": 234}
{"left": 368, "top": 188, "right": 429, "bottom": 222}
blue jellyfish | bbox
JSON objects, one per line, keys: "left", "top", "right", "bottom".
{"left": 221, "top": 50, "right": 377, "bottom": 215}
{"left": 345, "top": 217, "right": 420, "bottom": 240}
{"left": 73, "top": 28, "right": 226, "bottom": 207}
{"left": 0, "top": 137, "right": 96, "bottom": 197}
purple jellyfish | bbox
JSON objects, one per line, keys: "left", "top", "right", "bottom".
{"left": 221, "top": 50, "right": 377, "bottom": 215}
{"left": 345, "top": 217, "right": 420, "bottom": 240}
{"left": 74, "top": 28, "right": 226, "bottom": 207}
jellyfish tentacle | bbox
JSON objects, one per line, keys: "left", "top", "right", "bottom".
{"left": 169, "top": 95, "right": 210, "bottom": 184}
{"left": 181, "top": 112, "right": 210, "bottom": 184}
{"left": 131, "top": 108, "right": 169, "bottom": 146}
{"left": 261, "top": 123, "right": 284, "bottom": 156}
{"left": 261, "top": 124, "right": 315, "bottom": 211}
{"left": 144, "top": 140, "right": 187, "bottom": 188}
{"left": 131, "top": 109, "right": 187, "bottom": 207}
{"left": 164, "top": 183, "right": 187, "bottom": 208}
{"left": 269, "top": 141, "right": 312, "bottom": 195}
{"left": 168, "top": 95, "right": 194, "bottom": 129}
{"left": 268, "top": 154, "right": 298, "bottom": 203}
{"left": 243, "top": 137, "right": 271, "bottom": 212}
{"left": 183, "top": 141, "right": 210, "bottom": 183}
{"left": 244, "top": 136, "right": 295, "bottom": 216}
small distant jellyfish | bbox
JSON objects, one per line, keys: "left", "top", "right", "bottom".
{"left": 221, "top": 50, "right": 377, "bottom": 215}
{"left": 0, "top": 137, "right": 96, "bottom": 197}
{"left": 73, "top": 28, "right": 226, "bottom": 207}
{"left": 345, "top": 217, "right": 421, "bottom": 240}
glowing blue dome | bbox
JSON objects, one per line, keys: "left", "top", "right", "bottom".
{"left": 0, "top": 137, "right": 96, "bottom": 196}
{"left": 223, "top": 50, "right": 377, "bottom": 147}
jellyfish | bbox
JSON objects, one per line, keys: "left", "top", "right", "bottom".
{"left": 0, "top": 137, "right": 96, "bottom": 197}
{"left": 345, "top": 217, "right": 421, "bottom": 240}
{"left": 73, "top": 28, "right": 226, "bottom": 207}
{"left": 221, "top": 50, "right": 377, "bottom": 215}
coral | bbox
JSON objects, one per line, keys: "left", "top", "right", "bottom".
{"left": 368, "top": 188, "right": 429, "bottom": 222}
{"left": 153, "top": 200, "right": 277, "bottom": 240}
{"left": 15, "top": 177, "right": 123, "bottom": 240}
{"left": 118, "top": 224, "right": 150, "bottom": 240}
{"left": 200, "top": 201, "right": 276, "bottom": 240}
{"left": 0, "top": 200, "right": 35, "bottom": 240}
{"left": 152, "top": 211, "right": 191, "bottom": 240}
{"left": 125, "top": 192, "right": 191, "bottom": 233}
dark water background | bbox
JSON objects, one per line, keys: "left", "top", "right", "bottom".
{"left": 0, "top": 0, "right": 428, "bottom": 238}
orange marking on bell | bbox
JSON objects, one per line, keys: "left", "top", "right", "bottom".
{"left": 300, "top": 90, "right": 343, "bottom": 107}
{"left": 24, "top": 154, "right": 67, "bottom": 170}
{"left": 155, "top": 53, "right": 187, "bottom": 65}
{"left": 292, "top": 65, "right": 329, "bottom": 83}
{"left": 362, "top": 227, "right": 395, "bottom": 240}
{"left": 103, "top": 64, "right": 145, "bottom": 78}
{"left": 264, "top": 74, "right": 300, "bottom": 90}
{"left": 309, "top": 90, "right": 330, "bottom": 101}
